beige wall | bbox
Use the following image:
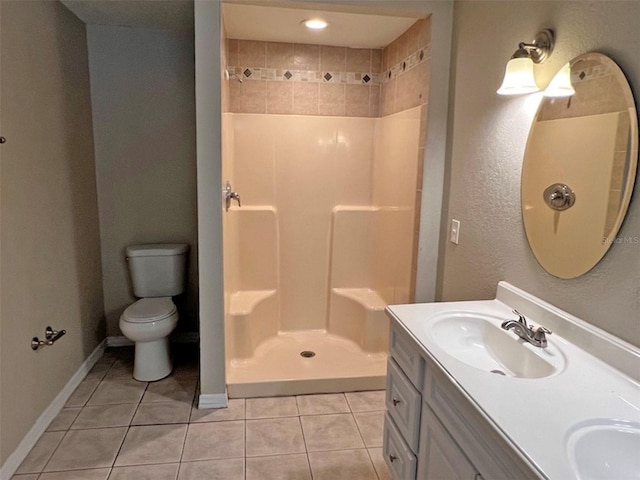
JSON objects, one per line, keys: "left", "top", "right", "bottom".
{"left": 87, "top": 25, "right": 198, "bottom": 337}
{"left": 0, "top": 0, "right": 104, "bottom": 466}
{"left": 441, "top": 0, "right": 640, "bottom": 347}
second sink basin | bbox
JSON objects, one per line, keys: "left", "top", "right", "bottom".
{"left": 566, "top": 420, "right": 640, "bottom": 480}
{"left": 427, "top": 311, "right": 562, "bottom": 378}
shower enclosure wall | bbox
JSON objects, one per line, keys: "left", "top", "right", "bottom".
{"left": 221, "top": 19, "right": 431, "bottom": 397}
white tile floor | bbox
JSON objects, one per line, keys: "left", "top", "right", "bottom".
{"left": 13, "top": 347, "right": 391, "bottom": 480}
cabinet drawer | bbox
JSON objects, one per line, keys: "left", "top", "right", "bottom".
{"left": 384, "top": 413, "right": 417, "bottom": 480}
{"left": 386, "top": 359, "right": 421, "bottom": 452}
{"left": 390, "top": 326, "right": 425, "bottom": 389}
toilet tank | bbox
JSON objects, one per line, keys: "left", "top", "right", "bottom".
{"left": 126, "top": 244, "right": 189, "bottom": 297}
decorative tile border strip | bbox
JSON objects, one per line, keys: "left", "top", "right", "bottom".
{"left": 227, "top": 44, "right": 431, "bottom": 86}
{"left": 227, "top": 66, "right": 381, "bottom": 85}
{"left": 382, "top": 45, "right": 431, "bottom": 83}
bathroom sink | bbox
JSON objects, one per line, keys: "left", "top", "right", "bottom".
{"left": 567, "top": 420, "right": 640, "bottom": 480}
{"left": 427, "top": 312, "right": 560, "bottom": 378}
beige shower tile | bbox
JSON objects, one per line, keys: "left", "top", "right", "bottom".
{"left": 293, "top": 82, "right": 319, "bottom": 115}
{"left": 246, "top": 454, "right": 312, "bottom": 480}
{"left": 15, "top": 432, "right": 65, "bottom": 474}
{"left": 177, "top": 459, "right": 244, "bottom": 480}
{"left": 246, "top": 396, "right": 298, "bottom": 418}
{"left": 354, "top": 411, "right": 384, "bottom": 447}
{"left": 370, "top": 85, "right": 380, "bottom": 117}
{"left": 296, "top": 393, "right": 350, "bottom": 415}
{"left": 71, "top": 403, "right": 137, "bottom": 429}
{"left": 87, "top": 377, "right": 147, "bottom": 405}
{"left": 318, "top": 83, "right": 345, "bottom": 116}
{"left": 11, "top": 474, "right": 39, "bottom": 480}
{"left": 238, "top": 40, "right": 266, "bottom": 67}
{"left": 381, "top": 79, "right": 396, "bottom": 117}
{"left": 347, "top": 48, "right": 372, "bottom": 72}
{"left": 371, "top": 49, "right": 382, "bottom": 74}
{"left": 115, "top": 424, "right": 187, "bottom": 466}
{"left": 385, "top": 38, "right": 401, "bottom": 69}
{"left": 308, "top": 449, "right": 377, "bottom": 480}
{"left": 246, "top": 417, "right": 305, "bottom": 457}
{"left": 227, "top": 39, "right": 239, "bottom": 66}
{"left": 266, "top": 42, "right": 294, "bottom": 69}
{"left": 142, "top": 375, "right": 197, "bottom": 404}
{"left": 267, "top": 81, "right": 293, "bottom": 114}
{"left": 368, "top": 448, "right": 393, "bottom": 480}
{"left": 293, "top": 43, "right": 319, "bottom": 70}
{"left": 301, "top": 414, "right": 364, "bottom": 452}
{"left": 38, "top": 469, "right": 110, "bottom": 480}
{"left": 238, "top": 80, "right": 267, "bottom": 114}
{"left": 46, "top": 407, "right": 81, "bottom": 431}
{"left": 346, "top": 84, "right": 370, "bottom": 117}
{"left": 132, "top": 401, "right": 192, "bottom": 425}
{"left": 320, "top": 45, "right": 346, "bottom": 72}
{"left": 43, "top": 427, "right": 126, "bottom": 472}
{"left": 345, "top": 391, "right": 386, "bottom": 412}
{"left": 110, "top": 463, "right": 179, "bottom": 480}
{"left": 182, "top": 421, "right": 245, "bottom": 461}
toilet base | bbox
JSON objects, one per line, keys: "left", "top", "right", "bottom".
{"left": 133, "top": 337, "right": 172, "bottom": 381}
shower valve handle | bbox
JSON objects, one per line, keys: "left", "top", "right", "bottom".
{"left": 223, "top": 181, "right": 241, "bottom": 212}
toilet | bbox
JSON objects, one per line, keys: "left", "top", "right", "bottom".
{"left": 119, "top": 243, "right": 189, "bottom": 381}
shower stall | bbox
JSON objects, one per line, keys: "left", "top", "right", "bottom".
{"left": 220, "top": 9, "right": 431, "bottom": 397}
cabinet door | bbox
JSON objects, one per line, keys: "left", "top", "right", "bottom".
{"left": 384, "top": 413, "right": 417, "bottom": 480}
{"left": 417, "top": 404, "right": 478, "bottom": 480}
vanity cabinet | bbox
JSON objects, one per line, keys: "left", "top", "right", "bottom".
{"left": 384, "top": 323, "right": 536, "bottom": 480}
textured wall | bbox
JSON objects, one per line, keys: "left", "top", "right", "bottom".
{"left": 0, "top": 0, "right": 104, "bottom": 466}
{"left": 441, "top": 0, "right": 640, "bottom": 347}
{"left": 87, "top": 25, "right": 198, "bottom": 337}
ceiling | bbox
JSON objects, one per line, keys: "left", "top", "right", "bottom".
{"left": 223, "top": 3, "right": 420, "bottom": 48}
{"left": 61, "top": 1, "right": 423, "bottom": 48}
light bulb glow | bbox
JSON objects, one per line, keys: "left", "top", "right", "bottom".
{"left": 497, "top": 57, "right": 540, "bottom": 95}
{"left": 303, "top": 18, "right": 328, "bottom": 30}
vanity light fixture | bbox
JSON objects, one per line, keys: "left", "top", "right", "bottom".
{"left": 544, "top": 62, "right": 575, "bottom": 97}
{"left": 302, "top": 18, "right": 328, "bottom": 30}
{"left": 497, "top": 29, "right": 555, "bottom": 95}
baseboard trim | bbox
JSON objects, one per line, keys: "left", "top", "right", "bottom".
{"left": 106, "top": 336, "right": 134, "bottom": 347}
{"left": 0, "top": 340, "right": 106, "bottom": 480}
{"left": 106, "top": 332, "right": 199, "bottom": 348}
{"left": 198, "top": 392, "right": 228, "bottom": 409}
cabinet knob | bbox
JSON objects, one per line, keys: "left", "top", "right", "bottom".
{"left": 392, "top": 398, "right": 401, "bottom": 406}
{"left": 389, "top": 454, "right": 397, "bottom": 463}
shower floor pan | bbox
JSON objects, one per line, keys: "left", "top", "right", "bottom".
{"left": 226, "top": 330, "right": 387, "bottom": 398}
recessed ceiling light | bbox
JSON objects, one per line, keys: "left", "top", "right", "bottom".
{"left": 303, "top": 18, "right": 328, "bottom": 30}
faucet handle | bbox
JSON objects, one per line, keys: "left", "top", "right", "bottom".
{"left": 532, "top": 325, "right": 551, "bottom": 347}
{"left": 512, "top": 309, "right": 528, "bottom": 327}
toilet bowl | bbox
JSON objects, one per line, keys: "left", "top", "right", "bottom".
{"left": 119, "top": 297, "right": 179, "bottom": 381}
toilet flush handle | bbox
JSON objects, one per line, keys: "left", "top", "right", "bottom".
{"left": 223, "top": 181, "right": 241, "bottom": 212}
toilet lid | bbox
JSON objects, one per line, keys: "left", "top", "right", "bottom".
{"left": 123, "top": 298, "right": 176, "bottom": 323}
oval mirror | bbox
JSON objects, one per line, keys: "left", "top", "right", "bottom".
{"left": 522, "top": 52, "right": 638, "bottom": 279}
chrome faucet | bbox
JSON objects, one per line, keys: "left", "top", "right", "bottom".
{"left": 501, "top": 310, "right": 551, "bottom": 348}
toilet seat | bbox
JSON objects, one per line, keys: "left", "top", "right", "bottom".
{"left": 122, "top": 298, "right": 176, "bottom": 324}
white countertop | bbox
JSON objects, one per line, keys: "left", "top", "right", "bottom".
{"left": 387, "top": 282, "right": 640, "bottom": 479}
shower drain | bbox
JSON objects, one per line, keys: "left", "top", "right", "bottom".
{"left": 300, "top": 350, "right": 316, "bottom": 358}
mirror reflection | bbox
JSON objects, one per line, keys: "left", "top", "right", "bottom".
{"left": 522, "top": 52, "right": 638, "bottom": 279}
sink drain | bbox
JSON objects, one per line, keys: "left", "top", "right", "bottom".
{"left": 490, "top": 369, "right": 506, "bottom": 376}
{"left": 300, "top": 351, "right": 316, "bottom": 358}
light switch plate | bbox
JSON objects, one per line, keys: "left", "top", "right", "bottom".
{"left": 450, "top": 219, "right": 460, "bottom": 245}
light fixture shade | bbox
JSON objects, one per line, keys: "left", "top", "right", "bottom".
{"left": 544, "top": 62, "right": 575, "bottom": 97}
{"left": 303, "top": 18, "right": 328, "bottom": 30}
{"left": 497, "top": 57, "right": 540, "bottom": 95}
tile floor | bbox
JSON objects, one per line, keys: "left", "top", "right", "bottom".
{"left": 13, "top": 347, "right": 391, "bottom": 480}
